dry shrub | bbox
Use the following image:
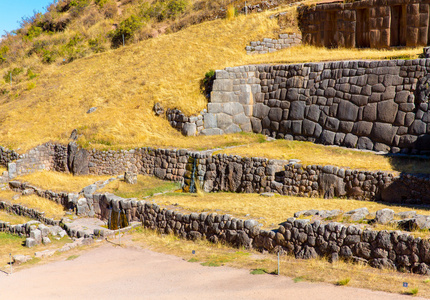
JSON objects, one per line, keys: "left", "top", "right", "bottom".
{"left": 226, "top": 4, "right": 236, "bottom": 20}
{"left": 102, "top": 1, "right": 118, "bottom": 18}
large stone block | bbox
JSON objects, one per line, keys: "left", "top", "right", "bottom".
{"left": 223, "top": 102, "right": 244, "bottom": 116}
{"left": 338, "top": 100, "right": 358, "bottom": 121}
{"left": 363, "top": 103, "right": 377, "bottom": 121}
{"left": 377, "top": 101, "right": 398, "bottom": 123}
{"left": 210, "top": 91, "right": 236, "bottom": 103}
{"left": 353, "top": 121, "right": 373, "bottom": 136}
{"left": 344, "top": 133, "right": 358, "bottom": 148}
{"left": 217, "top": 113, "right": 233, "bottom": 129}
{"left": 212, "top": 79, "right": 233, "bottom": 92}
{"left": 357, "top": 137, "right": 373, "bottom": 150}
{"left": 204, "top": 113, "right": 217, "bottom": 129}
{"left": 253, "top": 103, "right": 270, "bottom": 119}
{"left": 200, "top": 128, "right": 223, "bottom": 136}
{"left": 233, "top": 113, "right": 250, "bottom": 125}
{"left": 370, "top": 122, "right": 396, "bottom": 145}
{"left": 224, "top": 124, "right": 242, "bottom": 134}
{"left": 182, "top": 123, "right": 197, "bottom": 136}
{"left": 268, "top": 108, "right": 283, "bottom": 122}
{"left": 289, "top": 101, "right": 305, "bottom": 120}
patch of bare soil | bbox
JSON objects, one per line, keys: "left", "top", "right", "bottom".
{"left": 0, "top": 242, "right": 424, "bottom": 300}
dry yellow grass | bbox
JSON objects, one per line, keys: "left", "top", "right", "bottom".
{"left": 217, "top": 139, "right": 430, "bottom": 174}
{"left": 157, "top": 192, "right": 430, "bottom": 230}
{"left": 17, "top": 171, "right": 113, "bottom": 192}
{"left": 0, "top": 7, "right": 422, "bottom": 152}
{"left": 100, "top": 174, "right": 181, "bottom": 198}
{"left": 0, "top": 211, "right": 32, "bottom": 224}
{"left": 0, "top": 190, "right": 65, "bottom": 219}
{"left": 130, "top": 227, "right": 430, "bottom": 297}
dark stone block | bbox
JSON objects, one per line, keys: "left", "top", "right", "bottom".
{"left": 353, "top": 121, "right": 373, "bottom": 136}
{"left": 350, "top": 95, "right": 368, "bottom": 106}
{"left": 302, "top": 119, "right": 316, "bottom": 136}
{"left": 344, "top": 133, "right": 358, "bottom": 148}
{"left": 289, "top": 101, "right": 305, "bottom": 120}
{"left": 357, "top": 137, "right": 373, "bottom": 150}
{"left": 325, "top": 117, "right": 340, "bottom": 131}
{"left": 339, "top": 121, "right": 354, "bottom": 133}
{"left": 338, "top": 100, "right": 358, "bottom": 121}
{"left": 268, "top": 108, "right": 283, "bottom": 122}
{"left": 363, "top": 103, "right": 377, "bottom": 121}
{"left": 377, "top": 101, "right": 398, "bottom": 123}
{"left": 371, "top": 122, "right": 397, "bottom": 145}
{"left": 319, "top": 130, "right": 336, "bottom": 145}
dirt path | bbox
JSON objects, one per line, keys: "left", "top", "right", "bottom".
{"left": 0, "top": 243, "right": 424, "bottom": 300}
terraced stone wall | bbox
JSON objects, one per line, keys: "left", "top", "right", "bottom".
{"left": 210, "top": 59, "right": 430, "bottom": 154}
{"left": 91, "top": 193, "right": 430, "bottom": 275}
{"left": 4, "top": 142, "right": 430, "bottom": 204}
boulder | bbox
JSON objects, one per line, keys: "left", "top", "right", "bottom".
{"left": 374, "top": 209, "right": 394, "bottom": 224}
{"left": 124, "top": 172, "right": 137, "bottom": 184}
{"left": 153, "top": 102, "right": 164, "bottom": 116}
{"left": 12, "top": 255, "right": 31, "bottom": 265}
{"left": 345, "top": 207, "right": 369, "bottom": 221}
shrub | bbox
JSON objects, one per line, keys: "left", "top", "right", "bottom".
{"left": 95, "top": 0, "right": 109, "bottom": 8}
{"left": 110, "top": 15, "right": 142, "bottom": 48}
{"left": 27, "top": 69, "right": 37, "bottom": 79}
{"left": 165, "top": 0, "right": 189, "bottom": 20}
{"left": 41, "top": 49, "right": 58, "bottom": 64}
{"left": 88, "top": 37, "right": 106, "bottom": 53}
{"left": 3, "top": 68, "right": 24, "bottom": 83}
{"left": 0, "top": 46, "right": 8, "bottom": 63}
{"left": 25, "top": 25, "right": 43, "bottom": 41}
{"left": 336, "top": 278, "right": 351, "bottom": 286}
{"left": 143, "top": 0, "right": 189, "bottom": 21}
{"left": 226, "top": 4, "right": 238, "bottom": 20}
{"left": 102, "top": 1, "right": 118, "bottom": 18}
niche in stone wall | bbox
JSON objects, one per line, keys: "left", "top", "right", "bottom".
{"left": 324, "top": 11, "right": 338, "bottom": 48}
{"left": 390, "top": 5, "right": 406, "bottom": 46}
{"left": 356, "top": 8, "right": 370, "bottom": 48}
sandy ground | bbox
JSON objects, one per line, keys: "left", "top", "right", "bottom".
{"left": 0, "top": 243, "right": 425, "bottom": 300}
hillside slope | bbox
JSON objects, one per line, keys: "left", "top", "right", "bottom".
{"left": 0, "top": 3, "right": 422, "bottom": 151}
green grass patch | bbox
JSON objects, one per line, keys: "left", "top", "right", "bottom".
{"left": 336, "top": 278, "right": 351, "bottom": 286}
{"left": 293, "top": 276, "right": 304, "bottom": 283}
{"left": 404, "top": 287, "right": 419, "bottom": 296}
{"left": 100, "top": 175, "right": 181, "bottom": 199}
{"left": 26, "top": 257, "right": 41, "bottom": 265}
{"left": 66, "top": 255, "right": 80, "bottom": 261}
{"left": 250, "top": 268, "right": 269, "bottom": 275}
{"left": 188, "top": 258, "right": 199, "bottom": 262}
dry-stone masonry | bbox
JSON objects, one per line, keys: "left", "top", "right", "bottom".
{"left": 3, "top": 142, "right": 430, "bottom": 205}
{"left": 246, "top": 33, "right": 302, "bottom": 55}
{"left": 166, "top": 108, "right": 205, "bottom": 136}
{"left": 86, "top": 193, "right": 430, "bottom": 275}
{"left": 298, "top": 0, "right": 430, "bottom": 49}
{"left": 208, "top": 59, "right": 430, "bottom": 154}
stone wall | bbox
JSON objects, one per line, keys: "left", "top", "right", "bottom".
{"left": 88, "top": 193, "right": 430, "bottom": 275}
{"left": 166, "top": 108, "right": 205, "bottom": 136}
{"left": 0, "top": 201, "right": 59, "bottom": 226}
{"left": 2, "top": 143, "right": 68, "bottom": 179}
{"left": 246, "top": 33, "right": 302, "bottom": 55}
{"left": 0, "top": 146, "right": 18, "bottom": 167}
{"left": 201, "top": 66, "right": 260, "bottom": 135}
{"left": 210, "top": 59, "right": 430, "bottom": 154}
{"left": 4, "top": 142, "right": 430, "bottom": 205}
{"left": 298, "top": 0, "right": 430, "bottom": 49}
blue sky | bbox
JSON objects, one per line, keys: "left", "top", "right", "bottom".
{"left": 0, "top": 0, "right": 54, "bottom": 36}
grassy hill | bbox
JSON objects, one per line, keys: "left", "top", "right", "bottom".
{"left": 0, "top": 0, "right": 422, "bottom": 152}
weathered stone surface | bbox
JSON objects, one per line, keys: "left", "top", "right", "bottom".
{"left": 374, "top": 209, "right": 394, "bottom": 225}
{"left": 124, "top": 172, "right": 137, "bottom": 184}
